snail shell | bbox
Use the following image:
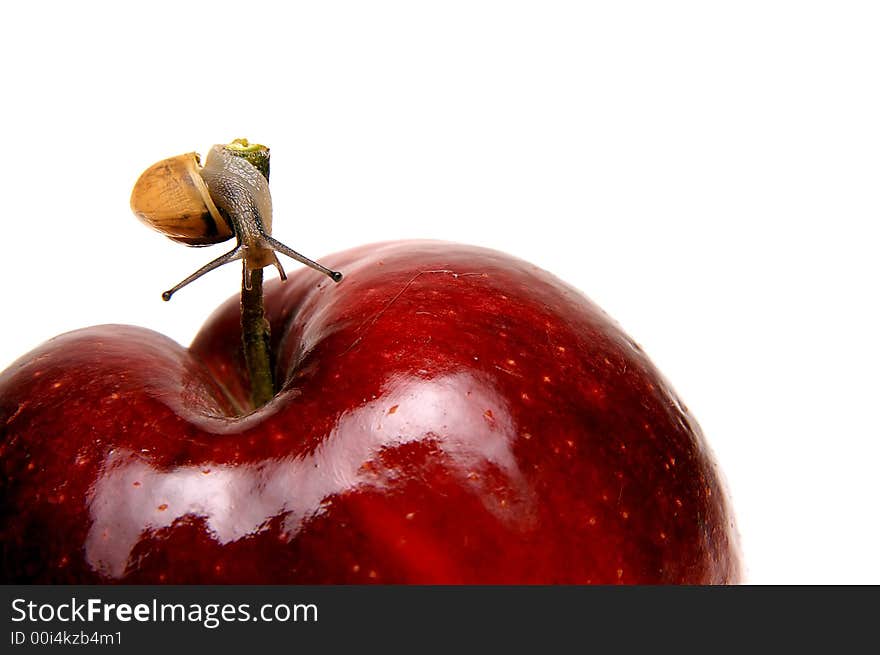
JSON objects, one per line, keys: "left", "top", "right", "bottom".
{"left": 130, "top": 153, "right": 232, "bottom": 246}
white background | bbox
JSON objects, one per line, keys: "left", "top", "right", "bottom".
{"left": 1, "top": 1, "right": 878, "bottom": 583}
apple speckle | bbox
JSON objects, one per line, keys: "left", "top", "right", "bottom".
{"left": 405, "top": 512, "right": 415, "bottom": 520}
{"left": 132, "top": 481, "right": 141, "bottom": 487}
{"left": 557, "top": 346, "right": 566, "bottom": 353}
{"left": 368, "top": 570, "right": 378, "bottom": 579}
{"left": 26, "top": 462, "right": 35, "bottom": 472}
{"left": 483, "top": 409, "right": 494, "bottom": 422}
{"left": 157, "top": 503, "right": 168, "bottom": 512}
{"left": 387, "top": 405, "right": 399, "bottom": 415}
{"left": 52, "top": 381, "right": 62, "bottom": 389}
{"left": 659, "top": 532, "right": 667, "bottom": 541}
{"left": 352, "top": 564, "right": 360, "bottom": 573}
{"left": 522, "top": 432, "right": 532, "bottom": 440}
{"left": 617, "top": 569, "right": 624, "bottom": 580}
{"left": 621, "top": 511, "right": 629, "bottom": 520}
{"left": 5, "top": 401, "right": 29, "bottom": 425}
{"left": 542, "top": 375, "right": 552, "bottom": 383}
{"left": 588, "top": 516, "right": 597, "bottom": 526}
{"left": 674, "top": 498, "right": 683, "bottom": 508}
{"left": 520, "top": 392, "right": 530, "bottom": 401}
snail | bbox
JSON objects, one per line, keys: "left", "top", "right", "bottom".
{"left": 131, "top": 142, "right": 342, "bottom": 301}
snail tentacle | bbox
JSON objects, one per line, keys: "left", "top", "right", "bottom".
{"left": 162, "top": 245, "right": 244, "bottom": 301}
{"left": 265, "top": 235, "right": 343, "bottom": 283}
{"left": 272, "top": 252, "right": 288, "bottom": 281}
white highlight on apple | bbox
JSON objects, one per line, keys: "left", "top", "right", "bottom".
{"left": 85, "top": 372, "right": 530, "bottom": 578}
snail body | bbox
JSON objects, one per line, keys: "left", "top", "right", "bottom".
{"left": 131, "top": 143, "right": 342, "bottom": 301}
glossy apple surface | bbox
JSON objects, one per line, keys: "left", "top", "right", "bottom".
{"left": 0, "top": 241, "right": 740, "bottom": 583}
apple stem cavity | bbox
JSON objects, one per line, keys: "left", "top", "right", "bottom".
{"left": 225, "top": 141, "right": 276, "bottom": 409}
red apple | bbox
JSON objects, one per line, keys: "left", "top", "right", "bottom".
{"left": 0, "top": 241, "right": 740, "bottom": 583}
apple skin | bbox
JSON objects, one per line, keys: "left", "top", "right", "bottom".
{"left": 0, "top": 241, "right": 740, "bottom": 583}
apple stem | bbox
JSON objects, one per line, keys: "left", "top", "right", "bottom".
{"left": 241, "top": 267, "right": 275, "bottom": 408}
{"left": 225, "top": 140, "right": 275, "bottom": 408}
